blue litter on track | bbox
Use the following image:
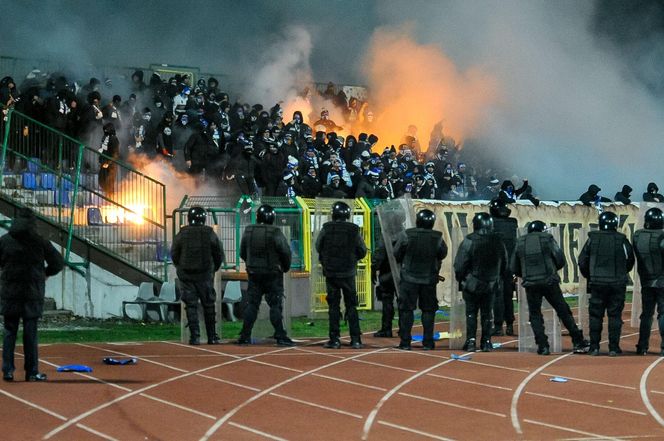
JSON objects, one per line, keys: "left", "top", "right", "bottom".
{"left": 549, "top": 376, "right": 568, "bottom": 383}
{"left": 492, "top": 342, "right": 502, "bottom": 349}
{"left": 411, "top": 332, "right": 445, "bottom": 342}
{"left": 451, "top": 353, "right": 472, "bottom": 361}
{"left": 57, "top": 364, "right": 93, "bottom": 373}
{"left": 102, "top": 357, "right": 138, "bottom": 365}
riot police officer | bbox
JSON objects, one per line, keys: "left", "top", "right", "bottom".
{"left": 171, "top": 206, "right": 224, "bottom": 345}
{"left": 579, "top": 211, "right": 635, "bottom": 356}
{"left": 512, "top": 220, "right": 590, "bottom": 355}
{"left": 238, "top": 204, "right": 294, "bottom": 346}
{"left": 394, "top": 209, "right": 447, "bottom": 350}
{"left": 454, "top": 212, "right": 507, "bottom": 352}
{"left": 633, "top": 208, "right": 664, "bottom": 355}
{"left": 316, "top": 201, "right": 367, "bottom": 349}
{"left": 489, "top": 198, "right": 518, "bottom": 336}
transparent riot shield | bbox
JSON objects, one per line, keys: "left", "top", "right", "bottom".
{"left": 517, "top": 226, "right": 561, "bottom": 353}
{"left": 577, "top": 227, "right": 590, "bottom": 337}
{"left": 375, "top": 196, "right": 415, "bottom": 299}
{"left": 630, "top": 204, "right": 656, "bottom": 328}
{"left": 251, "top": 226, "right": 293, "bottom": 342}
{"left": 310, "top": 198, "right": 357, "bottom": 318}
{"left": 448, "top": 227, "right": 466, "bottom": 350}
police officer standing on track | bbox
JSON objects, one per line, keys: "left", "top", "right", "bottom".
{"left": 316, "top": 201, "right": 367, "bottom": 349}
{"left": 171, "top": 206, "right": 224, "bottom": 345}
{"left": 1, "top": 208, "right": 64, "bottom": 382}
{"left": 512, "top": 220, "right": 590, "bottom": 355}
{"left": 489, "top": 198, "right": 518, "bottom": 337}
{"left": 394, "top": 209, "right": 447, "bottom": 350}
{"left": 454, "top": 212, "right": 507, "bottom": 352}
{"left": 579, "top": 211, "right": 635, "bottom": 356}
{"left": 632, "top": 208, "right": 664, "bottom": 355}
{"left": 237, "top": 204, "right": 295, "bottom": 347}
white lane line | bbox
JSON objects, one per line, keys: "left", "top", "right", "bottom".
{"left": 511, "top": 331, "right": 642, "bottom": 435}
{"left": 0, "top": 387, "right": 67, "bottom": 420}
{"left": 561, "top": 435, "right": 661, "bottom": 440}
{"left": 311, "top": 373, "right": 388, "bottom": 392}
{"left": 523, "top": 418, "right": 621, "bottom": 440}
{"left": 196, "top": 374, "right": 262, "bottom": 392}
{"left": 75, "top": 343, "right": 188, "bottom": 373}
{"left": 640, "top": 357, "right": 664, "bottom": 427}
{"left": 377, "top": 420, "right": 455, "bottom": 441}
{"left": 200, "top": 348, "right": 390, "bottom": 441}
{"left": 353, "top": 358, "right": 418, "bottom": 373}
{"left": 34, "top": 356, "right": 133, "bottom": 392}
{"left": 164, "top": 341, "right": 304, "bottom": 372}
{"left": 427, "top": 373, "right": 513, "bottom": 391}
{"left": 269, "top": 392, "right": 363, "bottom": 419}
{"left": 228, "top": 421, "right": 289, "bottom": 441}
{"left": 510, "top": 353, "right": 571, "bottom": 434}
{"left": 399, "top": 392, "right": 507, "bottom": 418}
{"left": 360, "top": 352, "right": 471, "bottom": 440}
{"left": 463, "top": 359, "right": 530, "bottom": 373}
{"left": 43, "top": 345, "right": 302, "bottom": 440}
{"left": 540, "top": 373, "right": 636, "bottom": 390}
{"left": 75, "top": 424, "right": 120, "bottom": 441}
{"left": 525, "top": 391, "right": 647, "bottom": 416}
{"left": 140, "top": 393, "right": 216, "bottom": 420}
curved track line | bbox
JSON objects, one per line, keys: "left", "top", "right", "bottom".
{"left": 510, "top": 352, "right": 572, "bottom": 434}
{"left": 640, "top": 357, "right": 664, "bottom": 427}
{"left": 360, "top": 352, "right": 468, "bottom": 441}
{"left": 511, "top": 331, "right": 642, "bottom": 436}
{"left": 42, "top": 345, "right": 300, "bottom": 440}
{"left": 200, "top": 348, "right": 389, "bottom": 441}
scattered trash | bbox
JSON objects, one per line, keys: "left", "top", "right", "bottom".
{"left": 436, "top": 310, "right": 449, "bottom": 316}
{"left": 492, "top": 342, "right": 502, "bottom": 349}
{"left": 306, "top": 321, "right": 315, "bottom": 327}
{"left": 57, "top": 364, "right": 93, "bottom": 373}
{"left": 412, "top": 332, "right": 446, "bottom": 342}
{"left": 102, "top": 357, "right": 138, "bottom": 365}
{"left": 451, "top": 353, "right": 472, "bottom": 361}
{"left": 549, "top": 376, "right": 568, "bottom": 383}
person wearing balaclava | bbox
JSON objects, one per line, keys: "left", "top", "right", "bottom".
{"left": 497, "top": 179, "right": 529, "bottom": 204}
{"left": 258, "top": 136, "right": 287, "bottom": 196}
{"left": 579, "top": 184, "right": 612, "bottom": 207}
{"left": 130, "top": 70, "right": 146, "bottom": 93}
{"left": 1, "top": 208, "right": 64, "bottom": 382}
{"left": 614, "top": 185, "right": 633, "bottom": 205}
{"left": 225, "top": 133, "right": 259, "bottom": 196}
{"left": 644, "top": 182, "right": 664, "bottom": 203}
{"left": 184, "top": 121, "right": 219, "bottom": 178}
{"left": 283, "top": 110, "right": 311, "bottom": 146}
{"left": 98, "top": 122, "right": 120, "bottom": 195}
{"left": 300, "top": 165, "right": 322, "bottom": 198}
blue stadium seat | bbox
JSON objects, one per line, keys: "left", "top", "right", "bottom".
{"left": 27, "top": 158, "right": 41, "bottom": 173}
{"left": 87, "top": 207, "right": 103, "bottom": 226}
{"left": 22, "top": 173, "right": 37, "bottom": 189}
{"left": 40, "top": 173, "right": 56, "bottom": 190}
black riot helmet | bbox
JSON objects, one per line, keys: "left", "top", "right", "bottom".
{"left": 598, "top": 211, "right": 618, "bottom": 231}
{"left": 472, "top": 212, "right": 494, "bottom": 233}
{"left": 187, "top": 206, "right": 207, "bottom": 226}
{"left": 256, "top": 204, "right": 276, "bottom": 225}
{"left": 415, "top": 209, "right": 436, "bottom": 229}
{"left": 527, "top": 220, "right": 547, "bottom": 233}
{"left": 644, "top": 207, "right": 664, "bottom": 230}
{"left": 331, "top": 201, "right": 351, "bottom": 221}
{"left": 489, "top": 198, "right": 511, "bottom": 218}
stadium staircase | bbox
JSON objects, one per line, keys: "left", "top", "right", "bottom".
{"left": 0, "top": 109, "right": 168, "bottom": 286}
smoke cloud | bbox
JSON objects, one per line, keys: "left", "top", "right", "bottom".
{"left": 363, "top": 25, "right": 498, "bottom": 155}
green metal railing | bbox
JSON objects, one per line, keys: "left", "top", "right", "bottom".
{"left": 0, "top": 109, "right": 168, "bottom": 281}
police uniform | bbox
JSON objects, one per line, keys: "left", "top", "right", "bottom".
{"left": 492, "top": 216, "right": 518, "bottom": 335}
{"left": 633, "top": 228, "right": 664, "bottom": 354}
{"left": 394, "top": 227, "right": 447, "bottom": 349}
{"left": 171, "top": 224, "right": 224, "bottom": 344}
{"left": 316, "top": 219, "right": 367, "bottom": 347}
{"left": 0, "top": 208, "right": 64, "bottom": 381}
{"left": 579, "top": 229, "right": 635, "bottom": 354}
{"left": 454, "top": 230, "right": 507, "bottom": 351}
{"left": 512, "top": 230, "right": 588, "bottom": 354}
{"left": 239, "top": 223, "right": 292, "bottom": 344}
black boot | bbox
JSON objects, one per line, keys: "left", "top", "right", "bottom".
{"left": 505, "top": 323, "right": 515, "bottom": 336}
{"left": 350, "top": 336, "right": 363, "bottom": 349}
{"left": 186, "top": 306, "right": 200, "bottom": 345}
{"left": 373, "top": 329, "right": 393, "bottom": 338}
{"left": 537, "top": 345, "right": 550, "bottom": 355}
{"left": 480, "top": 339, "right": 493, "bottom": 352}
{"left": 204, "top": 310, "right": 221, "bottom": 345}
{"left": 324, "top": 338, "right": 341, "bottom": 349}
{"left": 462, "top": 338, "right": 476, "bottom": 352}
